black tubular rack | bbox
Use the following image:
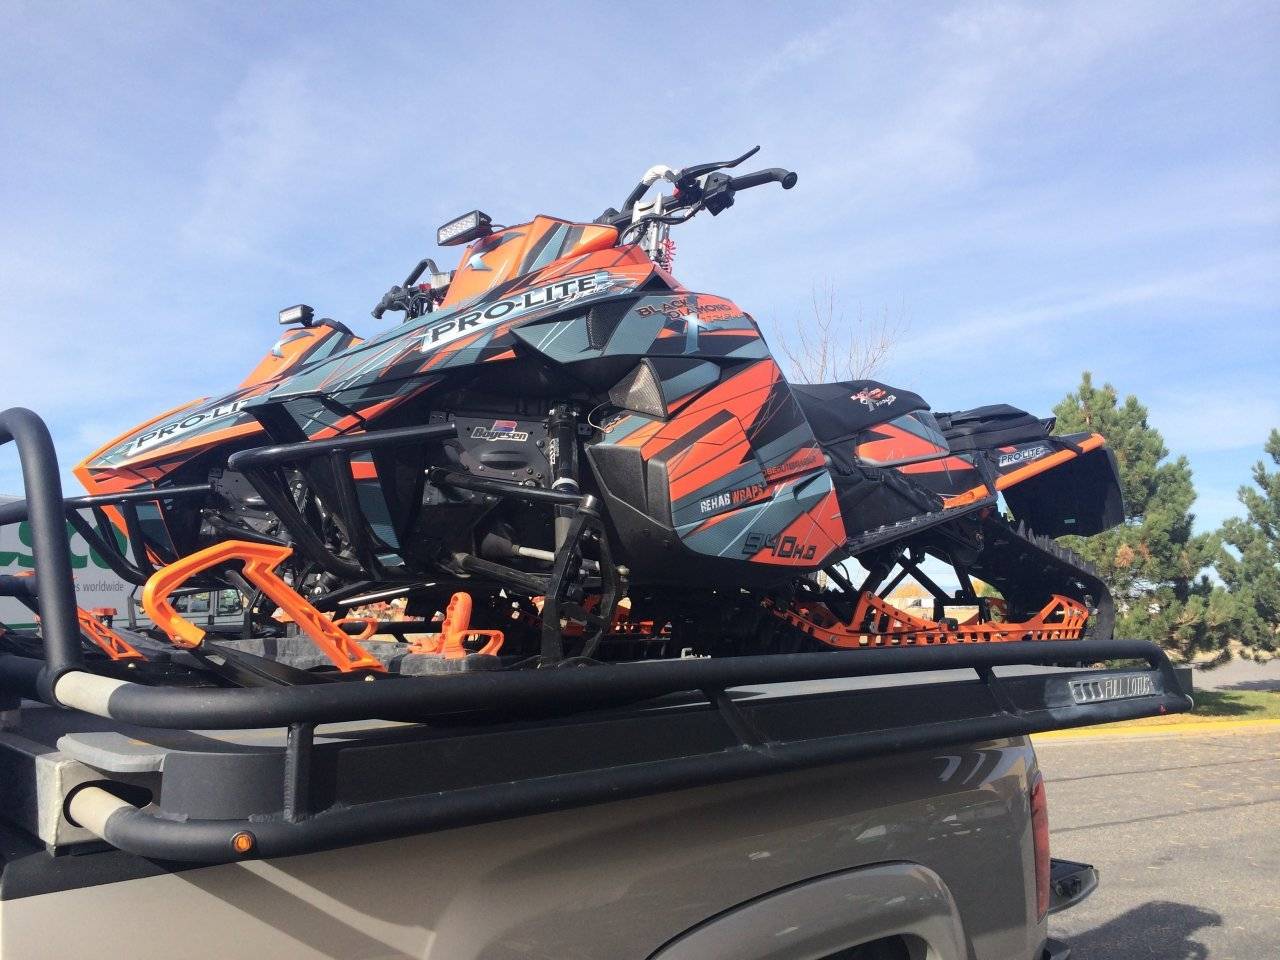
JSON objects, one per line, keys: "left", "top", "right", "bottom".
{"left": 0, "top": 407, "right": 1192, "bottom": 864}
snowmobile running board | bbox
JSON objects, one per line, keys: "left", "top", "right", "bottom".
{"left": 0, "top": 407, "right": 1191, "bottom": 864}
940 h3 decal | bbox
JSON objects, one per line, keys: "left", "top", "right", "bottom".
{"left": 742, "top": 531, "right": 818, "bottom": 560}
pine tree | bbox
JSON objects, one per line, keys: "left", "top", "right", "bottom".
{"left": 1217, "top": 429, "right": 1280, "bottom": 651}
{"left": 1051, "top": 373, "right": 1225, "bottom": 653}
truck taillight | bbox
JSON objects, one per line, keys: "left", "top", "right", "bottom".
{"left": 1030, "top": 771, "right": 1050, "bottom": 919}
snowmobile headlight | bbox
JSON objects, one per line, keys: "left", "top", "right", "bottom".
{"left": 278, "top": 304, "right": 315, "bottom": 327}
{"left": 437, "top": 210, "right": 493, "bottom": 246}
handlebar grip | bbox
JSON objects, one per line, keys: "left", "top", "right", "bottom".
{"left": 728, "top": 168, "right": 798, "bottom": 191}
{"left": 372, "top": 284, "right": 405, "bottom": 320}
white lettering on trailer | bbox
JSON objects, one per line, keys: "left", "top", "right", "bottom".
{"left": 0, "top": 496, "right": 143, "bottom": 627}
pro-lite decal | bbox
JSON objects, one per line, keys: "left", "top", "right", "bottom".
{"left": 419, "top": 272, "right": 628, "bottom": 353}
{"left": 129, "top": 399, "right": 252, "bottom": 454}
{"left": 997, "top": 444, "right": 1049, "bottom": 468}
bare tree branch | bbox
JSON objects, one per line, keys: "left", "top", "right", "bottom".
{"left": 773, "top": 280, "right": 908, "bottom": 384}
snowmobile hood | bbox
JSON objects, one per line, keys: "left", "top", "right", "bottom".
{"left": 246, "top": 245, "right": 656, "bottom": 408}
{"left": 76, "top": 322, "right": 360, "bottom": 483}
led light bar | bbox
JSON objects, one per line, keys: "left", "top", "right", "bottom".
{"left": 437, "top": 210, "right": 492, "bottom": 246}
{"left": 278, "top": 304, "right": 315, "bottom": 327}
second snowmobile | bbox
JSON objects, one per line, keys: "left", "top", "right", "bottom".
{"left": 61, "top": 147, "right": 1123, "bottom": 671}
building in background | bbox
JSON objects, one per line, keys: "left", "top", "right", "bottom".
{"left": 0, "top": 493, "right": 144, "bottom": 629}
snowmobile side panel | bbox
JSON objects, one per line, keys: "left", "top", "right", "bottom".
{"left": 589, "top": 357, "right": 843, "bottom": 581}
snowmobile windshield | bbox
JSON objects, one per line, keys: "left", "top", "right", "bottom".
{"left": 439, "top": 218, "right": 619, "bottom": 310}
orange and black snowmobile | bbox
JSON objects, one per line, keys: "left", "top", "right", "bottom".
{"left": 15, "top": 147, "right": 1123, "bottom": 675}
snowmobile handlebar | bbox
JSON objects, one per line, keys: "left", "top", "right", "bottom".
{"left": 617, "top": 147, "right": 788, "bottom": 213}
{"left": 727, "top": 167, "right": 798, "bottom": 191}
{"left": 371, "top": 288, "right": 402, "bottom": 320}
{"left": 619, "top": 146, "right": 760, "bottom": 213}
{"left": 372, "top": 258, "right": 448, "bottom": 320}
{"left": 602, "top": 156, "right": 797, "bottom": 230}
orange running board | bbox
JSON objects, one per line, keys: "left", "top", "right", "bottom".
{"left": 774, "top": 592, "right": 1089, "bottom": 648}
{"left": 77, "top": 607, "right": 146, "bottom": 661}
{"left": 12, "top": 571, "right": 144, "bottom": 661}
{"left": 141, "top": 540, "right": 386, "bottom": 672}
{"left": 409, "top": 592, "right": 504, "bottom": 658}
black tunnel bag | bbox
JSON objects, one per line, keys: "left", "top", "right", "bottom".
{"left": 935, "top": 404, "right": 1054, "bottom": 453}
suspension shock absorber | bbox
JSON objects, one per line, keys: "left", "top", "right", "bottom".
{"left": 547, "top": 403, "right": 580, "bottom": 550}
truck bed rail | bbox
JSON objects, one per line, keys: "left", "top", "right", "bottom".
{"left": 0, "top": 407, "right": 1192, "bottom": 864}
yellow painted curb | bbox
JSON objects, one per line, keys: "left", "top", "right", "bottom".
{"left": 1033, "top": 718, "right": 1280, "bottom": 740}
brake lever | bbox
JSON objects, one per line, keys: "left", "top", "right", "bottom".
{"left": 675, "top": 145, "right": 760, "bottom": 188}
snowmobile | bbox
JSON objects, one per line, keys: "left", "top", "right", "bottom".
{"left": 36, "top": 147, "right": 1123, "bottom": 676}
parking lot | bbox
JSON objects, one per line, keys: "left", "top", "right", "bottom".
{"left": 1036, "top": 725, "right": 1280, "bottom": 959}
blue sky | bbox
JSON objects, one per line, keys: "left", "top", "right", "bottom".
{"left": 2, "top": 0, "right": 1277, "bottom": 534}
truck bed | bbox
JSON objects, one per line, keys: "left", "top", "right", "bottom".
{"left": 2, "top": 728, "right": 1044, "bottom": 960}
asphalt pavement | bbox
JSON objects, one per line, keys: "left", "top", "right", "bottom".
{"left": 1036, "top": 725, "right": 1280, "bottom": 960}
{"left": 1192, "top": 658, "right": 1280, "bottom": 692}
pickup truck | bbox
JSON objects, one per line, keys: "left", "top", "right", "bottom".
{"left": 0, "top": 641, "right": 1184, "bottom": 960}
{"left": 0, "top": 411, "right": 1189, "bottom": 959}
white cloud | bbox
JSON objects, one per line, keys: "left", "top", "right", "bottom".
{"left": 181, "top": 57, "right": 381, "bottom": 260}
{"left": 743, "top": 24, "right": 839, "bottom": 91}
{"left": 1149, "top": 384, "right": 1280, "bottom": 455}
{"left": 891, "top": 250, "right": 1280, "bottom": 356}
{"left": 786, "top": 1, "right": 1189, "bottom": 207}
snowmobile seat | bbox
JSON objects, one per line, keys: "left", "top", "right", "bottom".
{"left": 791, "top": 380, "right": 944, "bottom": 535}
{"left": 790, "top": 380, "right": 930, "bottom": 444}
{"left": 935, "top": 404, "right": 1053, "bottom": 453}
